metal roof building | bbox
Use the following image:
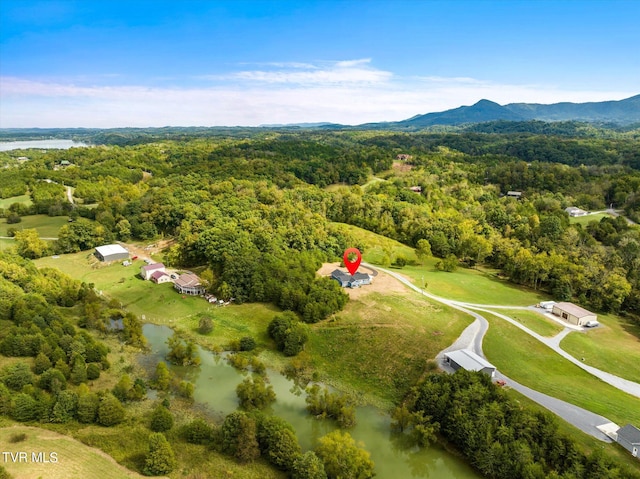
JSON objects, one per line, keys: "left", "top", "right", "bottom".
{"left": 444, "top": 349, "right": 496, "bottom": 377}
{"left": 552, "top": 302, "right": 598, "bottom": 326}
{"left": 617, "top": 424, "right": 640, "bottom": 459}
{"left": 95, "top": 244, "right": 129, "bottom": 262}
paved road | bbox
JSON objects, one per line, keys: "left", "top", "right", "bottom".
{"left": 363, "top": 262, "right": 640, "bottom": 441}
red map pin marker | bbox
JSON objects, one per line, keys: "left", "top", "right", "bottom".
{"left": 343, "top": 248, "right": 362, "bottom": 276}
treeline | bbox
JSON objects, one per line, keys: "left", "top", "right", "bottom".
{"left": 410, "top": 371, "right": 640, "bottom": 479}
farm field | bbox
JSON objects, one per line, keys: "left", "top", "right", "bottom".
{"left": 560, "top": 313, "right": 640, "bottom": 384}
{"left": 0, "top": 214, "right": 68, "bottom": 238}
{"left": 483, "top": 312, "right": 640, "bottom": 427}
{"left": 568, "top": 212, "right": 611, "bottom": 225}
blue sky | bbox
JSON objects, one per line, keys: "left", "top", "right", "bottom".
{"left": 1, "top": 0, "right": 638, "bottom": 127}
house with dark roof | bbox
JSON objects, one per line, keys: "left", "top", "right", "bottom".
{"left": 141, "top": 262, "right": 165, "bottom": 280}
{"left": 616, "top": 424, "right": 640, "bottom": 459}
{"left": 330, "top": 269, "right": 372, "bottom": 288}
{"left": 174, "top": 273, "right": 206, "bottom": 295}
{"left": 151, "top": 270, "right": 171, "bottom": 284}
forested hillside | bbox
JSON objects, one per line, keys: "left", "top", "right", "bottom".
{"left": 1, "top": 129, "right": 639, "bottom": 321}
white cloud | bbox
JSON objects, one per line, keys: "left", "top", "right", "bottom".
{"left": 0, "top": 66, "right": 636, "bottom": 128}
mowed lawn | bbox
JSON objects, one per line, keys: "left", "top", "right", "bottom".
{"left": 308, "top": 290, "right": 473, "bottom": 405}
{"left": 0, "top": 214, "right": 69, "bottom": 238}
{"left": 560, "top": 313, "right": 640, "bottom": 384}
{"left": 490, "top": 308, "right": 564, "bottom": 337}
{"left": 0, "top": 425, "right": 148, "bottom": 479}
{"left": 0, "top": 194, "right": 32, "bottom": 209}
{"left": 568, "top": 212, "right": 611, "bottom": 226}
{"left": 483, "top": 313, "right": 640, "bottom": 426}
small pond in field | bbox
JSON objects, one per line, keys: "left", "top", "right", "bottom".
{"left": 141, "top": 323, "right": 480, "bottom": 479}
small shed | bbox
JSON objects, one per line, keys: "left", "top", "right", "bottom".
{"left": 565, "top": 206, "right": 588, "bottom": 217}
{"left": 141, "top": 262, "right": 165, "bottom": 280}
{"left": 444, "top": 349, "right": 496, "bottom": 377}
{"left": 95, "top": 244, "right": 129, "bottom": 262}
{"left": 616, "top": 424, "right": 640, "bottom": 459}
{"left": 330, "top": 269, "right": 372, "bottom": 288}
{"left": 150, "top": 270, "right": 171, "bottom": 284}
{"left": 506, "top": 191, "right": 523, "bottom": 199}
{"left": 552, "top": 302, "right": 598, "bottom": 326}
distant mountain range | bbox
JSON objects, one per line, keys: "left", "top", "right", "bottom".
{"left": 372, "top": 94, "right": 640, "bottom": 128}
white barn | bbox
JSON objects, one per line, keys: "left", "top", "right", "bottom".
{"left": 95, "top": 244, "right": 129, "bottom": 262}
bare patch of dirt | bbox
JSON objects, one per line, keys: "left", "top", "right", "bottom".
{"left": 392, "top": 161, "right": 413, "bottom": 172}
{"left": 317, "top": 262, "right": 406, "bottom": 299}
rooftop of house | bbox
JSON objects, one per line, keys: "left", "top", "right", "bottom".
{"left": 142, "top": 262, "right": 165, "bottom": 271}
{"left": 331, "top": 269, "right": 370, "bottom": 282}
{"left": 174, "top": 273, "right": 202, "bottom": 288}
{"left": 150, "top": 270, "right": 169, "bottom": 280}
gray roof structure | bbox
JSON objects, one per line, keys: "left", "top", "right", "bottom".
{"left": 331, "top": 270, "right": 370, "bottom": 282}
{"left": 618, "top": 424, "right": 640, "bottom": 445}
{"left": 444, "top": 349, "right": 496, "bottom": 372}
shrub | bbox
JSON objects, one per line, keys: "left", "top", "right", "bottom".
{"left": 150, "top": 405, "right": 174, "bottom": 432}
{"left": 239, "top": 336, "right": 256, "bottom": 351}
{"left": 8, "top": 432, "right": 27, "bottom": 443}
{"left": 236, "top": 376, "right": 276, "bottom": 410}
{"left": 6, "top": 213, "right": 21, "bottom": 224}
{"left": 183, "top": 418, "right": 214, "bottom": 445}
{"left": 97, "top": 393, "right": 125, "bottom": 426}
{"left": 198, "top": 316, "right": 213, "bottom": 334}
{"left": 143, "top": 432, "right": 176, "bottom": 476}
{"left": 86, "top": 363, "right": 101, "bottom": 380}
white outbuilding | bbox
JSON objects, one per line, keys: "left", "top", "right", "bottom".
{"left": 95, "top": 244, "right": 129, "bottom": 262}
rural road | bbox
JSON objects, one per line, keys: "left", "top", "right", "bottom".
{"left": 363, "top": 262, "right": 639, "bottom": 442}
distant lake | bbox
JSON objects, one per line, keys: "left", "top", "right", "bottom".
{"left": 0, "top": 139, "right": 89, "bottom": 151}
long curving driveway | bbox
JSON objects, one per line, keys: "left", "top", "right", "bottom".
{"left": 362, "top": 262, "right": 640, "bottom": 442}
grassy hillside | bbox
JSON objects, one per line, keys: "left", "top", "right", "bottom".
{"left": 0, "top": 194, "right": 32, "bottom": 209}
{"left": 0, "top": 425, "right": 148, "bottom": 479}
{"left": 0, "top": 214, "right": 68, "bottom": 238}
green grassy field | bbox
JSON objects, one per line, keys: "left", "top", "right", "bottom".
{"left": 489, "top": 308, "right": 564, "bottom": 337}
{"left": 0, "top": 425, "right": 148, "bottom": 479}
{"left": 568, "top": 212, "right": 611, "bottom": 226}
{"left": 308, "top": 290, "right": 472, "bottom": 405}
{"left": 0, "top": 194, "right": 32, "bottom": 209}
{"left": 0, "top": 238, "right": 15, "bottom": 250}
{"left": 331, "top": 222, "right": 418, "bottom": 264}
{"left": 483, "top": 312, "right": 640, "bottom": 426}
{"left": 560, "top": 313, "right": 640, "bottom": 384}
{"left": 0, "top": 214, "right": 68, "bottom": 238}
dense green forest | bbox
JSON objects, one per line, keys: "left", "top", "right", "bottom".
{"left": 2, "top": 127, "right": 638, "bottom": 320}
{"left": 1, "top": 126, "right": 640, "bottom": 478}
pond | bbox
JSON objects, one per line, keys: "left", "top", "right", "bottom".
{"left": 142, "top": 323, "right": 481, "bottom": 479}
{"left": 0, "top": 139, "right": 89, "bottom": 151}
